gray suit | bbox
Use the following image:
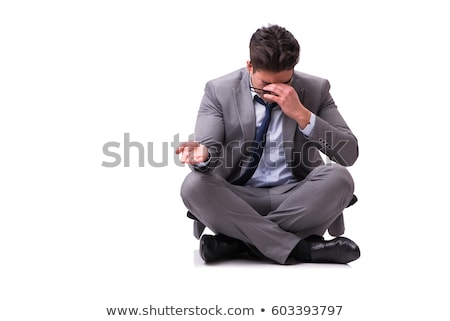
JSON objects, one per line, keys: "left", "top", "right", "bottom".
{"left": 181, "top": 68, "right": 358, "bottom": 264}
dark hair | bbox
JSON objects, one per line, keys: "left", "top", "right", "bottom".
{"left": 249, "top": 24, "right": 300, "bottom": 72}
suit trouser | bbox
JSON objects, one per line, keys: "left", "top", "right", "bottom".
{"left": 180, "top": 164, "right": 354, "bottom": 264}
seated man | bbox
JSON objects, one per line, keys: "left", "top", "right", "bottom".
{"left": 176, "top": 24, "right": 360, "bottom": 264}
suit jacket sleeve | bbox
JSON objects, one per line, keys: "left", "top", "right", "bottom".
{"left": 307, "top": 79, "right": 358, "bottom": 166}
{"left": 192, "top": 80, "right": 226, "bottom": 171}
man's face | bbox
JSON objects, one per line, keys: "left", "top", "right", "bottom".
{"left": 247, "top": 61, "right": 294, "bottom": 102}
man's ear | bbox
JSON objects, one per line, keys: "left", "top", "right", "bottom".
{"left": 246, "top": 60, "right": 253, "bottom": 73}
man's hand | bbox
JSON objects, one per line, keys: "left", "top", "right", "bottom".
{"left": 263, "top": 83, "right": 311, "bottom": 129}
{"left": 175, "top": 141, "right": 209, "bottom": 165}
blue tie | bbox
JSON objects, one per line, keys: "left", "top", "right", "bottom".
{"left": 233, "top": 95, "right": 277, "bottom": 185}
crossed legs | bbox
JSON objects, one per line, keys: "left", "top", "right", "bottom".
{"left": 181, "top": 164, "right": 355, "bottom": 264}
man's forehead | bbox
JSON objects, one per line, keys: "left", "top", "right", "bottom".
{"left": 254, "top": 70, "right": 293, "bottom": 83}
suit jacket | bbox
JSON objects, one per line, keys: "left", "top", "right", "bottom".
{"left": 194, "top": 68, "right": 358, "bottom": 183}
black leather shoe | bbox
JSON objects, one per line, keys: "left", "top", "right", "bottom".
{"left": 199, "top": 234, "right": 244, "bottom": 263}
{"left": 309, "top": 237, "right": 360, "bottom": 264}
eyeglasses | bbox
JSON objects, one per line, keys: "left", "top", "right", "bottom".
{"left": 249, "top": 86, "right": 275, "bottom": 95}
{"left": 249, "top": 77, "right": 293, "bottom": 96}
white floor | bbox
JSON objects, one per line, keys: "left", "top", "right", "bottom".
{"left": 192, "top": 249, "right": 354, "bottom": 269}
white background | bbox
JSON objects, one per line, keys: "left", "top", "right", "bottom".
{"left": 1, "top": 1, "right": 449, "bottom": 320}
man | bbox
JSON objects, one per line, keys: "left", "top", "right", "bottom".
{"left": 176, "top": 24, "right": 360, "bottom": 265}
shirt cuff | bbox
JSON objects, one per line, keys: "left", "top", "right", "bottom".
{"left": 298, "top": 113, "right": 316, "bottom": 138}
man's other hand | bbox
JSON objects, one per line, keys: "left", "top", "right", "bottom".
{"left": 176, "top": 142, "right": 209, "bottom": 165}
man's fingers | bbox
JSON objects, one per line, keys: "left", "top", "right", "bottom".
{"left": 263, "top": 93, "right": 280, "bottom": 102}
{"left": 176, "top": 141, "right": 208, "bottom": 165}
{"left": 175, "top": 141, "right": 200, "bottom": 154}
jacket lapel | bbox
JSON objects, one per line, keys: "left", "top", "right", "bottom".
{"left": 233, "top": 72, "right": 256, "bottom": 141}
